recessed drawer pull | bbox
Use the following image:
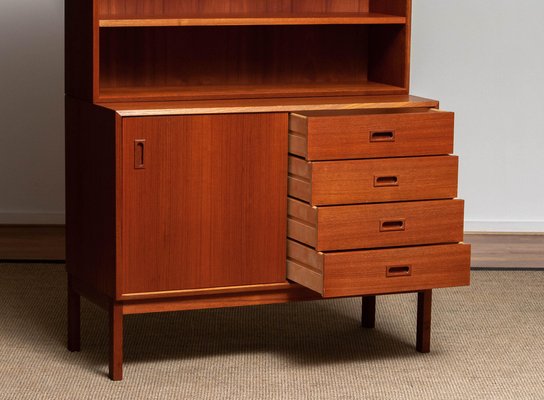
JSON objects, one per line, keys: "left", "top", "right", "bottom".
{"left": 380, "top": 219, "right": 406, "bottom": 232}
{"left": 134, "top": 139, "right": 146, "bottom": 169}
{"left": 374, "top": 175, "right": 399, "bottom": 187}
{"left": 370, "top": 130, "right": 396, "bottom": 142}
{"left": 386, "top": 265, "right": 412, "bottom": 278}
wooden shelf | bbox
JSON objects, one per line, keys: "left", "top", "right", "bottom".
{"left": 99, "top": 82, "right": 407, "bottom": 102}
{"left": 98, "top": 13, "right": 406, "bottom": 28}
{"left": 96, "top": 95, "right": 438, "bottom": 117}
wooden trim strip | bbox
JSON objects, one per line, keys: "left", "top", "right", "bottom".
{"left": 288, "top": 113, "right": 308, "bottom": 134}
{"left": 288, "top": 132, "right": 308, "bottom": 158}
{"left": 122, "top": 286, "right": 321, "bottom": 315}
{"left": 286, "top": 260, "right": 323, "bottom": 295}
{"left": 120, "top": 282, "right": 293, "bottom": 301}
{"left": 287, "top": 239, "right": 324, "bottom": 272}
{"left": 288, "top": 177, "right": 312, "bottom": 203}
{"left": 99, "top": 14, "right": 407, "bottom": 28}
{"left": 97, "top": 95, "right": 440, "bottom": 117}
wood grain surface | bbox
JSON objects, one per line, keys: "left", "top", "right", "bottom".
{"left": 97, "top": 0, "right": 376, "bottom": 18}
{"left": 98, "top": 25, "right": 377, "bottom": 101}
{"left": 97, "top": 95, "right": 439, "bottom": 117}
{"left": 369, "top": 0, "right": 411, "bottom": 90}
{"left": 67, "top": 0, "right": 412, "bottom": 104}
{"left": 121, "top": 113, "right": 288, "bottom": 294}
{"left": 99, "top": 13, "right": 407, "bottom": 27}
{"left": 98, "top": 82, "right": 406, "bottom": 102}
{"left": 0, "top": 225, "right": 65, "bottom": 260}
{"left": 289, "top": 108, "right": 454, "bottom": 161}
{"left": 288, "top": 155, "right": 459, "bottom": 206}
{"left": 288, "top": 198, "right": 465, "bottom": 251}
{"left": 465, "top": 234, "right": 544, "bottom": 268}
{"left": 287, "top": 240, "right": 471, "bottom": 298}
{"left": 122, "top": 285, "right": 321, "bottom": 315}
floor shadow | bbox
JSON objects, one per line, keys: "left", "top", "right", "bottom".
{"left": 1, "top": 264, "right": 420, "bottom": 374}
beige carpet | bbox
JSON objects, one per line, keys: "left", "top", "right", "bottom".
{"left": 1, "top": 264, "right": 543, "bottom": 400}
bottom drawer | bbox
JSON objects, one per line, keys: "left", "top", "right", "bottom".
{"left": 287, "top": 240, "right": 471, "bottom": 298}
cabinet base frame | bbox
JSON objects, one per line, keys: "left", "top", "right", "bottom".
{"left": 361, "top": 295, "right": 377, "bottom": 329}
{"left": 67, "top": 276, "right": 81, "bottom": 353}
{"left": 66, "top": 277, "right": 435, "bottom": 381}
{"left": 416, "top": 289, "right": 433, "bottom": 353}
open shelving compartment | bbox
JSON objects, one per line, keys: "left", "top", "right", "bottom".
{"left": 90, "top": 0, "right": 412, "bottom": 102}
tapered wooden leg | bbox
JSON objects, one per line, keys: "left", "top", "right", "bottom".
{"left": 416, "top": 290, "right": 432, "bottom": 353}
{"left": 361, "top": 296, "right": 376, "bottom": 328}
{"left": 67, "top": 277, "right": 81, "bottom": 352}
{"left": 109, "top": 303, "right": 123, "bottom": 381}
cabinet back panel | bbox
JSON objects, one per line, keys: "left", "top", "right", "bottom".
{"left": 369, "top": 0, "right": 408, "bottom": 16}
{"left": 98, "top": 0, "right": 371, "bottom": 18}
{"left": 121, "top": 113, "right": 288, "bottom": 294}
{"left": 100, "top": 25, "right": 369, "bottom": 91}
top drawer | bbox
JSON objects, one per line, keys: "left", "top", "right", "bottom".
{"left": 289, "top": 109, "right": 454, "bottom": 161}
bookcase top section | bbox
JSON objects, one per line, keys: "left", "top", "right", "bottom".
{"left": 99, "top": 13, "right": 406, "bottom": 27}
{"left": 66, "top": 0, "right": 412, "bottom": 102}
{"left": 97, "top": 95, "right": 437, "bottom": 117}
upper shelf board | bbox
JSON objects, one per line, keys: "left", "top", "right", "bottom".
{"left": 96, "top": 95, "right": 438, "bottom": 117}
{"left": 98, "top": 13, "right": 407, "bottom": 27}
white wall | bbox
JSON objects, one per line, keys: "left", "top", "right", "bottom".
{"left": 0, "top": 0, "right": 65, "bottom": 224}
{"left": 0, "top": 0, "right": 543, "bottom": 231}
{"left": 411, "top": 0, "right": 544, "bottom": 232}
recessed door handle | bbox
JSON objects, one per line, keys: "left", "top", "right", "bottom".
{"left": 134, "top": 139, "right": 145, "bottom": 169}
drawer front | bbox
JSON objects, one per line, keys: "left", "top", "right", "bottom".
{"left": 289, "top": 109, "right": 454, "bottom": 161}
{"left": 289, "top": 155, "right": 458, "bottom": 206}
{"left": 288, "top": 198, "right": 464, "bottom": 251}
{"left": 287, "top": 240, "right": 471, "bottom": 298}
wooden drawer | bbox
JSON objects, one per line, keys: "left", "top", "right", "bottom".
{"left": 289, "top": 155, "right": 458, "bottom": 206}
{"left": 288, "top": 198, "right": 464, "bottom": 252}
{"left": 287, "top": 240, "right": 471, "bottom": 298}
{"left": 289, "top": 109, "right": 454, "bottom": 161}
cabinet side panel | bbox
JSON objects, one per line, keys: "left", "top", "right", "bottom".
{"left": 66, "top": 97, "right": 117, "bottom": 297}
{"left": 368, "top": 0, "right": 411, "bottom": 90}
{"left": 121, "top": 113, "right": 288, "bottom": 294}
{"left": 65, "top": 0, "right": 95, "bottom": 100}
{"left": 368, "top": 25, "right": 408, "bottom": 90}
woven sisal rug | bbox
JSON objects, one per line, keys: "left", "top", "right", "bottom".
{"left": 1, "top": 264, "right": 543, "bottom": 399}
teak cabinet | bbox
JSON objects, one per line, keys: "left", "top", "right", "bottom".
{"left": 65, "top": 0, "right": 470, "bottom": 380}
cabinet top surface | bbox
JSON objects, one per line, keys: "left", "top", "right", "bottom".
{"left": 96, "top": 95, "right": 437, "bottom": 117}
